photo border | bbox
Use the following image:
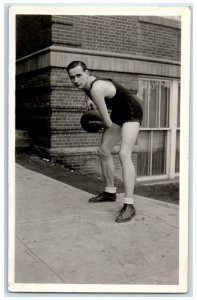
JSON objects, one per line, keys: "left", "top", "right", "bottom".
{"left": 8, "top": 4, "right": 191, "bottom": 294}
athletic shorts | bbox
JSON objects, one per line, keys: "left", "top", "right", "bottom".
{"left": 110, "top": 102, "right": 143, "bottom": 127}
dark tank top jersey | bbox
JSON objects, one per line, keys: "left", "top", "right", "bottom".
{"left": 85, "top": 78, "right": 143, "bottom": 126}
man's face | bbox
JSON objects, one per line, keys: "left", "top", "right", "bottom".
{"left": 68, "top": 65, "right": 89, "bottom": 89}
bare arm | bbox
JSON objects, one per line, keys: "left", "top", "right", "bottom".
{"left": 85, "top": 97, "right": 97, "bottom": 110}
{"left": 90, "top": 83, "right": 112, "bottom": 128}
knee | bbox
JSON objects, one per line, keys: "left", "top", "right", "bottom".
{"left": 119, "top": 149, "right": 131, "bottom": 164}
{"left": 98, "top": 146, "right": 111, "bottom": 159}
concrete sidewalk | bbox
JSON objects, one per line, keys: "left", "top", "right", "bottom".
{"left": 13, "top": 164, "right": 179, "bottom": 290}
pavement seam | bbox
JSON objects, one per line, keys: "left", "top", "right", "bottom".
{"left": 16, "top": 237, "right": 67, "bottom": 284}
{"left": 16, "top": 216, "right": 80, "bottom": 224}
{"left": 137, "top": 213, "right": 179, "bottom": 229}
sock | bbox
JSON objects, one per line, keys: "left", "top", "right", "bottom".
{"left": 105, "top": 186, "right": 117, "bottom": 194}
{"left": 124, "top": 197, "right": 134, "bottom": 205}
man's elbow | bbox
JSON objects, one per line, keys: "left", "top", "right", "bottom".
{"left": 104, "top": 120, "right": 113, "bottom": 128}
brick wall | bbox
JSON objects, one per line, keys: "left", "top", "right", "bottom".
{"left": 16, "top": 15, "right": 181, "bottom": 61}
{"left": 16, "top": 15, "right": 52, "bottom": 59}
{"left": 16, "top": 68, "right": 52, "bottom": 149}
{"left": 137, "top": 18, "right": 181, "bottom": 60}
{"left": 16, "top": 15, "right": 181, "bottom": 178}
{"left": 50, "top": 15, "right": 180, "bottom": 61}
{"left": 16, "top": 15, "right": 181, "bottom": 60}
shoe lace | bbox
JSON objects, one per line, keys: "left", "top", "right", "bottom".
{"left": 95, "top": 192, "right": 105, "bottom": 199}
{"left": 118, "top": 204, "right": 127, "bottom": 213}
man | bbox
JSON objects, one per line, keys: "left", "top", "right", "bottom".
{"left": 67, "top": 61, "right": 143, "bottom": 223}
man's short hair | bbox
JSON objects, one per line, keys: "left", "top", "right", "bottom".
{"left": 67, "top": 61, "right": 87, "bottom": 73}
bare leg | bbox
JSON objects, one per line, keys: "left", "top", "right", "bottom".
{"left": 115, "top": 122, "right": 140, "bottom": 223}
{"left": 88, "top": 123, "right": 121, "bottom": 203}
{"left": 99, "top": 123, "right": 121, "bottom": 187}
{"left": 119, "top": 122, "right": 140, "bottom": 198}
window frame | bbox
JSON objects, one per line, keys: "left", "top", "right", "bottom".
{"left": 137, "top": 76, "right": 180, "bottom": 181}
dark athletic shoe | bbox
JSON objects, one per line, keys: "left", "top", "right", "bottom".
{"left": 88, "top": 192, "right": 116, "bottom": 203}
{"left": 115, "top": 204, "right": 136, "bottom": 223}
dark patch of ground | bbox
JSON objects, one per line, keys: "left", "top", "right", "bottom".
{"left": 16, "top": 153, "right": 179, "bottom": 205}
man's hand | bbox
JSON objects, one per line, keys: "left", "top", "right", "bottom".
{"left": 86, "top": 98, "right": 97, "bottom": 111}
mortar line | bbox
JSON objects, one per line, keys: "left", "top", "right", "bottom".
{"left": 16, "top": 237, "right": 67, "bottom": 284}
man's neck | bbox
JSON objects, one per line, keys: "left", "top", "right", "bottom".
{"left": 84, "top": 76, "right": 96, "bottom": 91}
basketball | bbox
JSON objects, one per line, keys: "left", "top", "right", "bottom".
{"left": 80, "top": 110, "right": 103, "bottom": 133}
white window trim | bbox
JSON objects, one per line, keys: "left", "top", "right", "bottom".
{"left": 168, "top": 80, "right": 179, "bottom": 179}
{"left": 138, "top": 77, "right": 180, "bottom": 180}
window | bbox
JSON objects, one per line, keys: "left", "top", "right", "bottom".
{"left": 140, "top": 80, "right": 170, "bottom": 129}
{"left": 137, "top": 78, "right": 179, "bottom": 179}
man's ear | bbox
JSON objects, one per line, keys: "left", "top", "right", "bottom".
{"left": 85, "top": 70, "right": 89, "bottom": 75}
